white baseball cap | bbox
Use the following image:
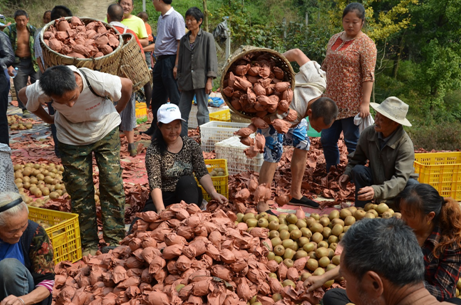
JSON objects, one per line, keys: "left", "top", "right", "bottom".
{"left": 157, "top": 103, "right": 185, "bottom": 124}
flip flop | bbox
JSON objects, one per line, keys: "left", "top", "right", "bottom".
{"left": 289, "top": 196, "right": 320, "bottom": 208}
{"left": 264, "top": 210, "right": 277, "bottom": 216}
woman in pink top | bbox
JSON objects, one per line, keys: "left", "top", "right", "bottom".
{"left": 321, "top": 3, "right": 377, "bottom": 172}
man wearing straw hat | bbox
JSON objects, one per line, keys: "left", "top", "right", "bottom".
{"left": 339, "top": 97, "right": 419, "bottom": 207}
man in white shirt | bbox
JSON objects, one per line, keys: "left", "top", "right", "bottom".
{"left": 18, "top": 65, "right": 133, "bottom": 256}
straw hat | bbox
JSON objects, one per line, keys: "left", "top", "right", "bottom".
{"left": 370, "top": 97, "right": 411, "bottom": 127}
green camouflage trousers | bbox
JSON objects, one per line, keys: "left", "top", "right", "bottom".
{"left": 59, "top": 127, "right": 126, "bottom": 248}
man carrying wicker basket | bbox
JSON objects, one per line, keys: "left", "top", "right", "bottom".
{"left": 258, "top": 49, "right": 338, "bottom": 210}
{"left": 18, "top": 65, "right": 133, "bottom": 256}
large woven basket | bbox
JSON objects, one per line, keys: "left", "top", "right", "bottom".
{"left": 117, "top": 33, "right": 150, "bottom": 92}
{"left": 220, "top": 46, "right": 295, "bottom": 119}
{"left": 39, "top": 17, "right": 124, "bottom": 76}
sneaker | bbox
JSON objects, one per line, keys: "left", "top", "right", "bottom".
{"left": 128, "top": 143, "right": 137, "bottom": 157}
{"left": 22, "top": 109, "right": 32, "bottom": 118}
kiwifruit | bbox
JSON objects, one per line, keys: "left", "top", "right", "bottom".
{"left": 301, "top": 272, "right": 312, "bottom": 281}
{"left": 329, "top": 243, "right": 338, "bottom": 251}
{"left": 274, "top": 245, "right": 285, "bottom": 256}
{"left": 296, "top": 219, "right": 307, "bottom": 228}
{"left": 297, "top": 237, "right": 309, "bottom": 247}
{"left": 257, "top": 212, "right": 268, "bottom": 220}
{"left": 393, "top": 212, "right": 402, "bottom": 219}
{"left": 258, "top": 218, "right": 269, "bottom": 228}
{"left": 309, "top": 222, "right": 324, "bottom": 233}
{"left": 286, "top": 214, "right": 298, "bottom": 224}
{"left": 303, "top": 242, "right": 317, "bottom": 253}
{"left": 282, "top": 239, "right": 294, "bottom": 249}
{"left": 278, "top": 224, "right": 289, "bottom": 232}
{"left": 364, "top": 212, "right": 375, "bottom": 219}
{"left": 311, "top": 232, "right": 323, "bottom": 243}
{"left": 310, "top": 213, "right": 320, "bottom": 220}
{"left": 323, "top": 279, "right": 335, "bottom": 289}
{"left": 288, "top": 224, "right": 298, "bottom": 232}
{"left": 344, "top": 215, "right": 356, "bottom": 226}
{"left": 274, "top": 256, "right": 283, "bottom": 264}
{"left": 376, "top": 203, "right": 389, "bottom": 214}
{"left": 279, "top": 230, "right": 290, "bottom": 240}
{"left": 331, "top": 224, "right": 344, "bottom": 236}
{"left": 283, "top": 259, "right": 294, "bottom": 268}
{"left": 290, "top": 229, "right": 302, "bottom": 240}
{"left": 329, "top": 210, "right": 340, "bottom": 220}
{"left": 295, "top": 250, "right": 308, "bottom": 260}
{"left": 283, "top": 248, "right": 295, "bottom": 260}
{"left": 305, "top": 217, "right": 316, "bottom": 227}
{"left": 318, "top": 241, "right": 329, "bottom": 249}
{"left": 313, "top": 267, "right": 325, "bottom": 276}
{"left": 331, "top": 218, "right": 345, "bottom": 226}
{"left": 282, "top": 279, "right": 296, "bottom": 288}
{"left": 268, "top": 221, "right": 280, "bottom": 231}
{"left": 326, "top": 264, "right": 337, "bottom": 272}
{"left": 300, "top": 228, "right": 312, "bottom": 238}
{"left": 319, "top": 256, "right": 330, "bottom": 268}
{"left": 243, "top": 213, "right": 256, "bottom": 222}
{"left": 340, "top": 209, "right": 352, "bottom": 219}
{"left": 354, "top": 210, "right": 366, "bottom": 220}
{"left": 319, "top": 217, "right": 330, "bottom": 227}
{"left": 306, "top": 259, "right": 318, "bottom": 272}
{"left": 322, "top": 227, "right": 332, "bottom": 238}
{"left": 269, "top": 230, "right": 280, "bottom": 239}
{"left": 246, "top": 218, "right": 258, "bottom": 227}
{"left": 315, "top": 247, "right": 329, "bottom": 258}
{"left": 272, "top": 293, "right": 282, "bottom": 302}
{"left": 328, "top": 235, "right": 339, "bottom": 244}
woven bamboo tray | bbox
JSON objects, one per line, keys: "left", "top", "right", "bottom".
{"left": 117, "top": 33, "right": 150, "bottom": 92}
{"left": 39, "top": 17, "right": 124, "bottom": 76}
{"left": 220, "top": 46, "right": 295, "bottom": 119}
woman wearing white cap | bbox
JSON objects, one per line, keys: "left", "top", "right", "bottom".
{"left": 144, "top": 103, "right": 227, "bottom": 212}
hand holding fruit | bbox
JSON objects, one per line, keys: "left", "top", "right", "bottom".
{"left": 211, "top": 191, "right": 227, "bottom": 204}
{"left": 304, "top": 274, "right": 326, "bottom": 292}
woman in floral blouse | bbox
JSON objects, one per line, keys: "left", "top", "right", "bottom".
{"left": 321, "top": 2, "right": 377, "bottom": 172}
{"left": 144, "top": 103, "right": 227, "bottom": 213}
{"left": 0, "top": 192, "right": 54, "bottom": 305}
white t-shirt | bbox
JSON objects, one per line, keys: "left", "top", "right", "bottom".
{"left": 26, "top": 66, "right": 122, "bottom": 145}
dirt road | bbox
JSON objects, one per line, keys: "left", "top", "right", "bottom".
{"left": 75, "top": 0, "right": 113, "bottom": 20}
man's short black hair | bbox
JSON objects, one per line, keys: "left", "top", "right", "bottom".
{"left": 342, "top": 218, "right": 425, "bottom": 287}
{"left": 108, "top": 4, "right": 124, "bottom": 22}
{"left": 14, "top": 10, "right": 28, "bottom": 20}
{"left": 117, "top": 0, "right": 134, "bottom": 4}
{"left": 310, "top": 97, "right": 338, "bottom": 126}
{"left": 163, "top": 0, "right": 173, "bottom": 4}
{"left": 40, "top": 66, "right": 78, "bottom": 97}
{"left": 43, "top": 10, "right": 52, "bottom": 18}
{"left": 50, "top": 6, "right": 72, "bottom": 20}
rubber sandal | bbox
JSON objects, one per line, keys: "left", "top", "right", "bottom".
{"left": 289, "top": 196, "right": 320, "bottom": 208}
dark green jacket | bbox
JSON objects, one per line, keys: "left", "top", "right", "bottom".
{"left": 3, "top": 23, "right": 38, "bottom": 72}
{"left": 344, "top": 125, "right": 418, "bottom": 202}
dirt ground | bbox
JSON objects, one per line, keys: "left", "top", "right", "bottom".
{"left": 75, "top": 0, "right": 114, "bottom": 20}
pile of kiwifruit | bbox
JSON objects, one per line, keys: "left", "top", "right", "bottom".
{"left": 14, "top": 163, "right": 67, "bottom": 207}
{"left": 236, "top": 203, "right": 402, "bottom": 295}
{"left": 8, "top": 115, "right": 33, "bottom": 130}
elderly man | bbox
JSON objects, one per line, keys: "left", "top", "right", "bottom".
{"left": 258, "top": 49, "right": 338, "bottom": 210}
{"left": 339, "top": 97, "right": 418, "bottom": 207}
{"left": 0, "top": 192, "right": 55, "bottom": 305}
{"left": 323, "top": 218, "right": 451, "bottom": 305}
{"left": 18, "top": 65, "right": 132, "bottom": 256}
{"left": 4, "top": 10, "right": 37, "bottom": 118}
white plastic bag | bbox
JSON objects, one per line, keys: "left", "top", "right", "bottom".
{"left": 354, "top": 113, "right": 375, "bottom": 134}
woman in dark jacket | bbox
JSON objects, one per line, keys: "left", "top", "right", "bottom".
{"left": 176, "top": 7, "right": 218, "bottom": 136}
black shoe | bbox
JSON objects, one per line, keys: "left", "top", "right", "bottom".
{"left": 289, "top": 196, "right": 320, "bottom": 208}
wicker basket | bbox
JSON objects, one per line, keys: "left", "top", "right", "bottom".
{"left": 220, "top": 46, "right": 295, "bottom": 119}
{"left": 39, "top": 17, "right": 124, "bottom": 76}
{"left": 117, "top": 33, "right": 150, "bottom": 92}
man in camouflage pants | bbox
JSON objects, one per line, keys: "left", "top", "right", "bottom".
{"left": 18, "top": 65, "right": 133, "bottom": 255}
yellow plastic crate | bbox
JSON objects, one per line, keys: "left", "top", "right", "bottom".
{"left": 414, "top": 152, "right": 461, "bottom": 200}
{"left": 209, "top": 109, "right": 231, "bottom": 122}
{"left": 28, "top": 207, "right": 82, "bottom": 264}
{"left": 135, "top": 102, "right": 146, "bottom": 109}
{"left": 136, "top": 107, "right": 148, "bottom": 118}
{"left": 195, "top": 159, "right": 229, "bottom": 201}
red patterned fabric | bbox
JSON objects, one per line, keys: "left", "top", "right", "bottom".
{"left": 322, "top": 31, "right": 377, "bottom": 120}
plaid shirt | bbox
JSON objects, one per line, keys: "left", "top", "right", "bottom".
{"left": 422, "top": 225, "right": 461, "bottom": 301}
{"left": 3, "top": 23, "right": 38, "bottom": 72}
